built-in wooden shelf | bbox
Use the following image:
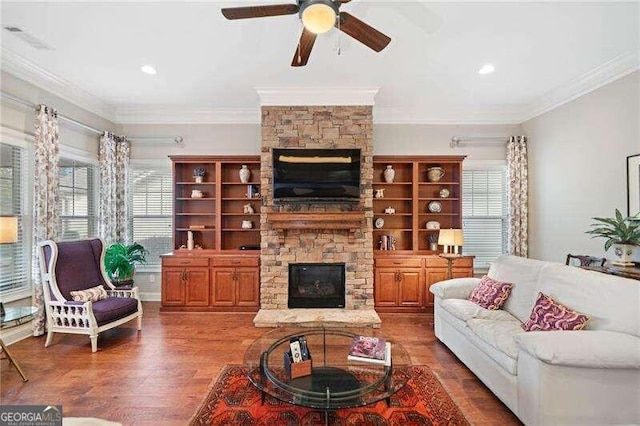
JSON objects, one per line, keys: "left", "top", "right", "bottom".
{"left": 267, "top": 212, "right": 366, "bottom": 231}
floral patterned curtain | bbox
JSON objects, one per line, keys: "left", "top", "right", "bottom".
{"left": 32, "top": 105, "right": 60, "bottom": 336}
{"left": 507, "top": 135, "right": 528, "bottom": 257}
{"left": 98, "top": 132, "right": 130, "bottom": 244}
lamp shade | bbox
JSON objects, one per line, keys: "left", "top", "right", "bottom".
{"left": 437, "top": 228, "right": 454, "bottom": 246}
{"left": 452, "top": 229, "right": 464, "bottom": 246}
{"left": 0, "top": 216, "right": 18, "bottom": 244}
{"left": 301, "top": 1, "right": 337, "bottom": 34}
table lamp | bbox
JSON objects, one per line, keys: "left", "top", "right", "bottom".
{"left": 438, "top": 228, "right": 464, "bottom": 279}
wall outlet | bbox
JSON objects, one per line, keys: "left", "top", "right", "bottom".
{"left": 149, "top": 275, "right": 155, "bottom": 283}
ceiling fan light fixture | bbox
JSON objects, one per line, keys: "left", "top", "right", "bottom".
{"left": 301, "top": 0, "right": 337, "bottom": 34}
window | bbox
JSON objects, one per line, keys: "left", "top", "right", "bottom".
{"left": 129, "top": 164, "right": 173, "bottom": 268}
{"left": 59, "top": 159, "right": 97, "bottom": 240}
{"left": 462, "top": 166, "right": 508, "bottom": 269}
{"left": 0, "top": 143, "right": 30, "bottom": 294}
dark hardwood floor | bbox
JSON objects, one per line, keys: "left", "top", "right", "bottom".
{"left": 0, "top": 303, "right": 520, "bottom": 425}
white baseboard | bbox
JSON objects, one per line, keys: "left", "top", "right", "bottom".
{"left": 0, "top": 322, "right": 33, "bottom": 345}
{"left": 140, "top": 292, "right": 161, "bottom": 302}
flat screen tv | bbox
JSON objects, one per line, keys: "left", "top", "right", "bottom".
{"left": 273, "top": 148, "right": 361, "bottom": 203}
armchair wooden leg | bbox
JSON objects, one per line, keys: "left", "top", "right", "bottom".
{"left": 0, "top": 338, "right": 28, "bottom": 382}
{"left": 90, "top": 335, "right": 98, "bottom": 353}
{"left": 45, "top": 328, "right": 54, "bottom": 347}
{"left": 137, "top": 315, "right": 142, "bottom": 331}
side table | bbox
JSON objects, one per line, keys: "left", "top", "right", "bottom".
{"left": 1, "top": 306, "right": 38, "bottom": 382}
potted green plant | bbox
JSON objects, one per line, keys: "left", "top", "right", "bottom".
{"left": 104, "top": 242, "right": 148, "bottom": 286}
{"left": 586, "top": 209, "right": 640, "bottom": 266}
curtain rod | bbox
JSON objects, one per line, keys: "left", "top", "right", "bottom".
{"left": 450, "top": 136, "right": 510, "bottom": 148}
{"left": 0, "top": 91, "right": 183, "bottom": 144}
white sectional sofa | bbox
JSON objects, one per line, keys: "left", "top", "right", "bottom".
{"left": 430, "top": 255, "right": 640, "bottom": 426}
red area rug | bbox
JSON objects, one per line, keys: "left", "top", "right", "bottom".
{"left": 189, "top": 365, "right": 469, "bottom": 425}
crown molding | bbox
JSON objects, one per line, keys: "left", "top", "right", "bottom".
{"left": 373, "top": 106, "right": 525, "bottom": 125}
{"left": 256, "top": 87, "right": 380, "bottom": 106}
{"left": 521, "top": 50, "right": 640, "bottom": 122}
{"left": 114, "top": 106, "right": 260, "bottom": 124}
{"left": 1, "top": 48, "right": 117, "bottom": 122}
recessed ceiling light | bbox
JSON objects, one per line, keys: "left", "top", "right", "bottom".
{"left": 478, "top": 64, "right": 495, "bottom": 75}
{"left": 141, "top": 65, "right": 157, "bottom": 75}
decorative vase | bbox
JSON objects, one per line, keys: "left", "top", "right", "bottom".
{"left": 383, "top": 165, "right": 395, "bottom": 183}
{"left": 612, "top": 243, "right": 634, "bottom": 266}
{"left": 194, "top": 176, "right": 203, "bottom": 183}
{"left": 187, "top": 231, "right": 194, "bottom": 250}
{"left": 239, "top": 165, "right": 250, "bottom": 183}
{"left": 427, "top": 167, "right": 445, "bottom": 182}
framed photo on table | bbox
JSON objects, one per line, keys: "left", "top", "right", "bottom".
{"left": 628, "top": 154, "right": 640, "bottom": 217}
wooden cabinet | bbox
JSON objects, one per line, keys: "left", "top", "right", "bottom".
{"left": 161, "top": 257, "right": 210, "bottom": 307}
{"left": 374, "top": 255, "right": 473, "bottom": 312}
{"left": 162, "top": 156, "right": 261, "bottom": 312}
{"left": 211, "top": 257, "right": 260, "bottom": 309}
{"left": 372, "top": 156, "right": 472, "bottom": 312}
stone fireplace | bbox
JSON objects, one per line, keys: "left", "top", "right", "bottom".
{"left": 254, "top": 102, "right": 380, "bottom": 327}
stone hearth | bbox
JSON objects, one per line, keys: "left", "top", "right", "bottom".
{"left": 256, "top": 104, "right": 378, "bottom": 327}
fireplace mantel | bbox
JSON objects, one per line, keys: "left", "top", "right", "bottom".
{"left": 267, "top": 212, "right": 366, "bottom": 231}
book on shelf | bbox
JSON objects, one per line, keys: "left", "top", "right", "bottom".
{"left": 348, "top": 341, "right": 392, "bottom": 366}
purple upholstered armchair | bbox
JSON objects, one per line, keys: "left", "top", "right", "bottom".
{"left": 37, "top": 238, "right": 143, "bottom": 352}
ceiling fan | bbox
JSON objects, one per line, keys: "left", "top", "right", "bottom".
{"left": 221, "top": 0, "right": 391, "bottom": 67}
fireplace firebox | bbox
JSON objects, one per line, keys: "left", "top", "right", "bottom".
{"left": 288, "top": 263, "right": 346, "bottom": 309}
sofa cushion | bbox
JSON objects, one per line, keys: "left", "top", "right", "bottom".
{"left": 469, "top": 276, "right": 513, "bottom": 310}
{"left": 488, "top": 255, "right": 549, "bottom": 323}
{"left": 92, "top": 297, "right": 139, "bottom": 326}
{"left": 539, "top": 263, "right": 640, "bottom": 337}
{"left": 464, "top": 319, "right": 521, "bottom": 375}
{"left": 468, "top": 318, "right": 525, "bottom": 360}
{"left": 514, "top": 330, "right": 640, "bottom": 369}
{"left": 441, "top": 299, "right": 520, "bottom": 323}
{"left": 522, "top": 292, "right": 590, "bottom": 332}
{"left": 70, "top": 285, "right": 107, "bottom": 303}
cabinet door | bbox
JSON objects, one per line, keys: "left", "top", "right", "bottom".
{"left": 185, "top": 268, "right": 210, "bottom": 306}
{"left": 374, "top": 269, "right": 399, "bottom": 307}
{"left": 211, "top": 268, "right": 235, "bottom": 307}
{"left": 236, "top": 268, "right": 260, "bottom": 307}
{"left": 425, "top": 269, "right": 448, "bottom": 306}
{"left": 162, "top": 268, "right": 186, "bottom": 306}
{"left": 398, "top": 269, "right": 424, "bottom": 307}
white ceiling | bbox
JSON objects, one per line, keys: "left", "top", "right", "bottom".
{"left": 1, "top": 1, "right": 639, "bottom": 124}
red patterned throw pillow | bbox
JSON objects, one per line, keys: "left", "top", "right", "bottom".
{"left": 522, "top": 292, "right": 590, "bottom": 332}
{"left": 468, "top": 276, "right": 513, "bottom": 310}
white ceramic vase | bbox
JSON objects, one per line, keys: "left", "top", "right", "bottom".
{"left": 612, "top": 243, "right": 634, "bottom": 266}
{"left": 383, "top": 165, "right": 395, "bottom": 183}
{"left": 239, "top": 165, "right": 250, "bottom": 183}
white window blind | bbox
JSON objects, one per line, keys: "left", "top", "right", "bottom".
{"left": 129, "top": 165, "right": 173, "bottom": 267}
{"left": 0, "top": 143, "right": 30, "bottom": 293}
{"left": 462, "top": 168, "right": 508, "bottom": 269}
{"left": 59, "top": 159, "right": 97, "bottom": 240}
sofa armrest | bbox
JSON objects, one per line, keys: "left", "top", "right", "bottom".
{"left": 430, "top": 277, "right": 481, "bottom": 300}
{"left": 514, "top": 330, "right": 640, "bottom": 369}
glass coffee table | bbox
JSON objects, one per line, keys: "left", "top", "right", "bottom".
{"left": 244, "top": 327, "right": 411, "bottom": 424}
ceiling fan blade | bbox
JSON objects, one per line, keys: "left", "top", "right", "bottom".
{"left": 336, "top": 11, "right": 391, "bottom": 52}
{"left": 221, "top": 4, "right": 298, "bottom": 20}
{"left": 291, "top": 28, "right": 317, "bottom": 67}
